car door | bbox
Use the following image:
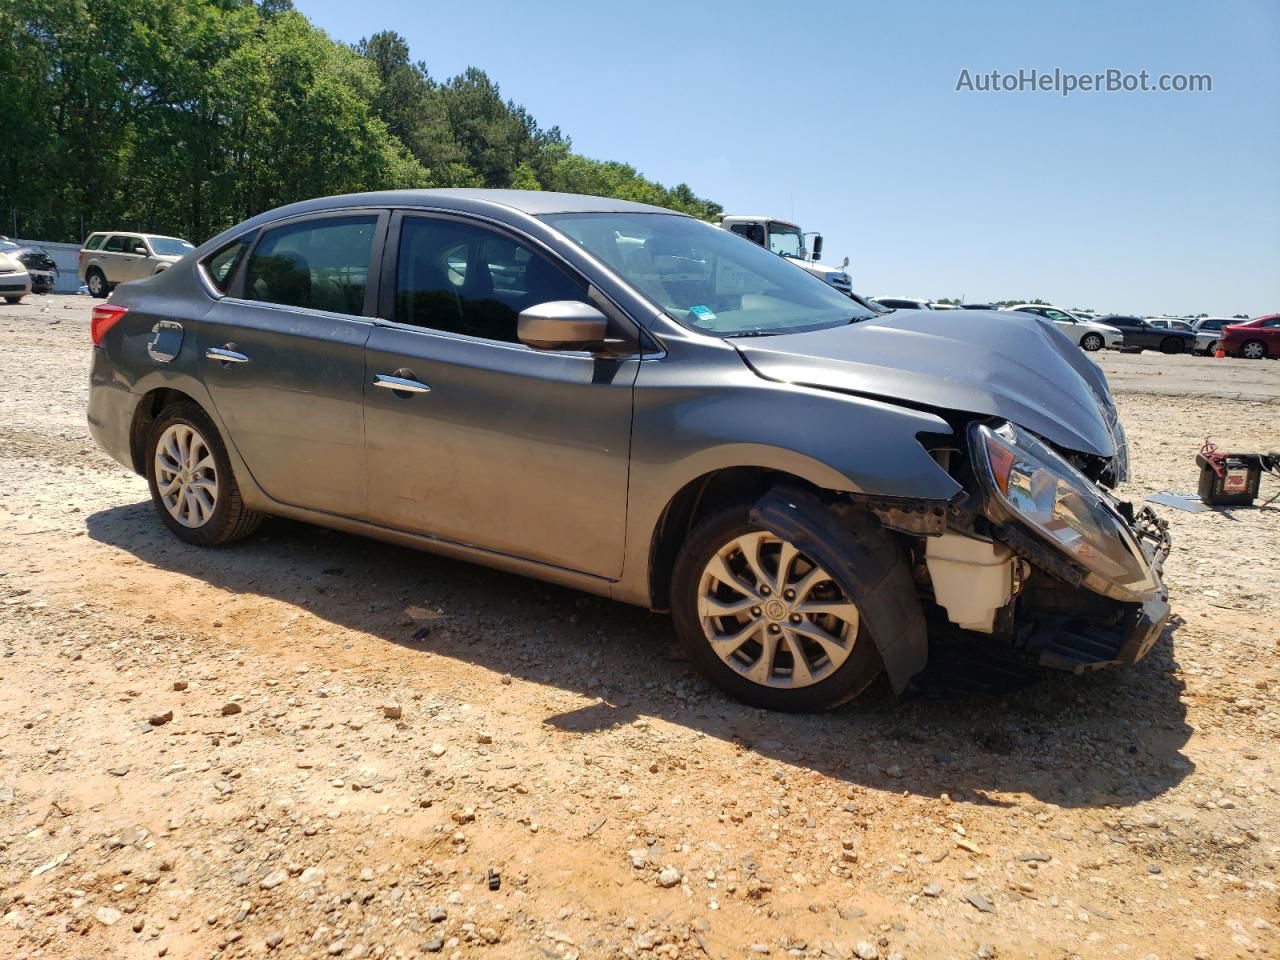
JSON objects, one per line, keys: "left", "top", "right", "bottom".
{"left": 363, "top": 211, "right": 639, "bottom": 578}
{"left": 100, "top": 234, "right": 132, "bottom": 283}
{"left": 116, "top": 234, "right": 150, "bottom": 281}
{"left": 1041, "top": 308, "right": 1075, "bottom": 333}
{"left": 197, "top": 211, "right": 386, "bottom": 517}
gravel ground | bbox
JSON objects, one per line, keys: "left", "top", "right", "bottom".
{"left": 1, "top": 295, "right": 1277, "bottom": 960}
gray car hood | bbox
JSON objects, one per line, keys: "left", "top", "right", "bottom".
{"left": 734, "top": 309, "right": 1118, "bottom": 457}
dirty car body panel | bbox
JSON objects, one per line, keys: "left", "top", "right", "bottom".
{"left": 87, "top": 189, "right": 1171, "bottom": 709}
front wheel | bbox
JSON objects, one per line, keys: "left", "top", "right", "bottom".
{"left": 145, "top": 402, "right": 263, "bottom": 546}
{"left": 1160, "top": 337, "right": 1184, "bottom": 355}
{"left": 1240, "top": 340, "right": 1268, "bottom": 360}
{"left": 1080, "top": 332, "right": 1104, "bottom": 351}
{"left": 670, "top": 504, "right": 882, "bottom": 711}
{"left": 3, "top": 295, "right": 22, "bottom": 304}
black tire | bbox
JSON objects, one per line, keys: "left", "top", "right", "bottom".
{"left": 86, "top": 268, "right": 109, "bottom": 298}
{"left": 1208, "top": 340, "right": 1222, "bottom": 355}
{"left": 3, "top": 296, "right": 21, "bottom": 304}
{"left": 1159, "top": 336, "right": 1184, "bottom": 355}
{"left": 1240, "top": 339, "right": 1268, "bottom": 360}
{"left": 144, "top": 401, "right": 263, "bottom": 546}
{"left": 670, "top": 501, "right": 884, "bottom": 711}
{"left": 1080, "top": 332, "right": 1104, "bottom": 351}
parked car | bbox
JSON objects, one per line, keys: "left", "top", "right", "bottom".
{"left": 1220, "top": 314, "right": 1280, "bottom": 359}
{"left": 1146, "top": 317, "right": 1215, "bottom": 354}
{"left": 928, "top": 302, "right": 960, "bottom": 310}
{"left": 1095, "top": 315, "right": 1197, "bottom": 354}
{"left": 1193, "top": 317, "right": 1242, "bottom": 355}
{"left": 79, "top": 231, "right": 194, "bottom": 297}
{"left": 0, "top": 251, "right": 32, "bottom": 303}
{"left": 960, "top": 303, "right": 1000, "bottom": 310}
{"left": 0, "top": 238, "right": 58, "bottom": 293}
{"left": 86, "top": 189, "right": 1170, "bottom": 711}
{"left": 1001, "top": 304, "right": 1123, "bottom": 352}
{"left": 872, "top": 296, "right": 934, "bottom": 310}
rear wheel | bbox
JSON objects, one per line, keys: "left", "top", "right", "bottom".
{"left": 145, "top": 402, "right": 262, "bottom": 546}
{"left": 3, "top": 296, "right": 21, "bottom": 305}
{"left": 1240, "top": 340, "right": 1268, "bottom": 360}
{"left": 1160, "top": 336, "right": 1184, "bottom": 355}
{"left": 86, "top": 268, "right": 109, "bottom": 298}
{"left": 1080, "top": 332, "right": 1104, "bottom": 351}
{"left": 671, "top": 504, "right": 882, "bottom": 711}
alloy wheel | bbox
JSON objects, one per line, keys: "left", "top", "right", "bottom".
{"left": 154, "top": 422, "right": 218, "bottom": 528}
{"left": 1242, "top": 341, "right": 1266, "bottom": 359}
{"left": 88, "top": 272, "right": 106, "bottom": 297}
{"left": 1081, "top": 333, "right": 1103, "bottom": 351}
{"left": 697, "top": 531, "right": 859, "bottom": 689}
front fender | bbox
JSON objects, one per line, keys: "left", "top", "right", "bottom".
{"left": 615, "top": 370, "right": 961, "bottom": 606}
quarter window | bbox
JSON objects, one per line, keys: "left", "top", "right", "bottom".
{"left": 84, "top": 234, "right": 105, "bottom": 250}
{"left": 395, "top": 217, "right": 588, "bottom": 343}
{"left": 203, "top": 237, "right": 251, "bottom": 293}
{"left": 244, "top": 215, "right": 377, "bottom": 314}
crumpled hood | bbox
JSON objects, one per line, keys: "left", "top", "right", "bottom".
{"left": 735, "top": 309, "right": 1119, "bottom": 457}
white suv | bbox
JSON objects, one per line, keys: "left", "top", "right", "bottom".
{"left": 1001, "top": 304, "right": 1123, "bottom": 352}
{"left": 79, "top": 232, "right": 194, "bottom": 297}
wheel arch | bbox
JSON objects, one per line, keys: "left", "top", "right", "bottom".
{"left": 128, "top": 387, "right": 205, "bottom": 475}
{"left": 646, "top": 465, "right": 832, "bottom": 613}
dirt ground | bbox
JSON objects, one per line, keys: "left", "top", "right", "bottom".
{"left": 1, "top": 295, "right": 1277, "bottom": 960}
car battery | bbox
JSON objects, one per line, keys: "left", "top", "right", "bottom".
{"left": 1196, "top": 452, "right": 1262, "bottom": 506}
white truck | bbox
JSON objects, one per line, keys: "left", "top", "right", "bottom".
{"left": 718, "top": 215, "right": 853, "bottom": 296}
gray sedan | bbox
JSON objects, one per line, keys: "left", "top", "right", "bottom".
{"left": 87, "top": 190, "right": 1170, "bottom": 710}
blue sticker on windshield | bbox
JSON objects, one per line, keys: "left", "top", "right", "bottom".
{"left": 689, "top": 304, "right": 717, "bottom": 323}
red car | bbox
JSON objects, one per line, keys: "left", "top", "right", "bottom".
{"left": 1221, "top": 314, "right": 1280, "bottom": 359}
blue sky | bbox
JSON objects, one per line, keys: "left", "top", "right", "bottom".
{"left": 296, "top": 0, "right": 1279, "bottom": 316}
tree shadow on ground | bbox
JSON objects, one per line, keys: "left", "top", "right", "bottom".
{"left": 87, "top": 502, "right": 1194, "bottom": 809}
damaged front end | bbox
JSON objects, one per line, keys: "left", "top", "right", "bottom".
{"left": 912, "top": 419, "right": 1170, "bottom": 681}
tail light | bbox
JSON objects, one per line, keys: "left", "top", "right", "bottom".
{"left": 91, "top": 303, "right": 128, "bottom": 345}
{"left": 77, "top": 251, "right": 84, "bottom": 265}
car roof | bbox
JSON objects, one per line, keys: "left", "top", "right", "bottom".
{"left": 271, "top": 189, "right": 681, "bottom": 220}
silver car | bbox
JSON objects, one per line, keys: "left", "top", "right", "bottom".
{"left": 80, "top": 231, "right": 194, "bottom": 297}
{"left": 86, "top": 190, "right": 1171, "bottom": 711}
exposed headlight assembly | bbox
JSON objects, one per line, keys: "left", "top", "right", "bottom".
{"left": 971, "top": 421, "right": 1159, "bottom": 602}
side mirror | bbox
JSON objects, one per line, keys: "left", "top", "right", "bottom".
{"left": 133, "top": 245, "right": 147, "bottom": 255}
{"left": 518, "top": 301, "right": 608, "bottom": 351}
{"left": 811, "top": 234, "right": 823, "bottom": 261}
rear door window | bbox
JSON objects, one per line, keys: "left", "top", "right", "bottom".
{"left": 243, "top": 215, "right": 378, "bottom": 314}
{"left": 103, "top": 235, "right": 129, "bottom": 253}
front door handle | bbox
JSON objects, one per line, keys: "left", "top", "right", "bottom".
{"left": 206, "top": 346, "right": 249, "bottom": 364}
{"left": 373, "top": 372, "right": 431, "bottom": 395}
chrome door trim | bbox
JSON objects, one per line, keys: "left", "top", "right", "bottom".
{"left": 205, "top": 346, "right": 249, "bottom": 363}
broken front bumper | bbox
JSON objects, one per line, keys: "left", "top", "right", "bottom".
{"left": 1031, "top": 506, "right": 1172, "bottom": 673}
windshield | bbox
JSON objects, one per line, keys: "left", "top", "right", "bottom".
{"left": 767, "top": 223, "right": 804, "bottom": 259}
{"left": 149, "top": 237, "right": 194, "bottom": 256}
{"left": 0, "top": 241, "right": 18, "bottom": 252}
{"left": 541, "top": 213, "right": 873, "bottom": 337}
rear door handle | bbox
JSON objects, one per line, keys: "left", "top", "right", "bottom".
{"left": 206, "top": 346, "right": 249, "bottom": 364}
{"left": 373, "top": 373, "right": 431, "bottom": 394}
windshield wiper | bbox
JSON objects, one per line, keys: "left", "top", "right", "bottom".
{"left": 725, "top": 330, "right": 780, "bottom": 339}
